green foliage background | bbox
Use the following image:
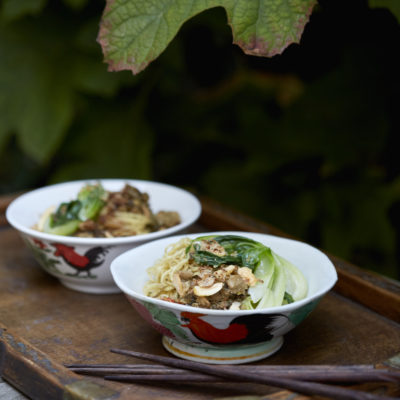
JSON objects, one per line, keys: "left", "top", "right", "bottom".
{"left": 1, "top": 0, "right": 399, "bottom": 279}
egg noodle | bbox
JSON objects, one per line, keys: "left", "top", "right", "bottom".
{"left": 98, "top": 211, "right": 154, "bottom": 238}
{"left": 143, "top": 238, "right": 197, "bottom": 299}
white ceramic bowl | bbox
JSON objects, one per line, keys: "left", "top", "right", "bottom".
{"left": 6, "top": 179, "right": 201, "bottom": 294}
{"left": 111, "top": 231, "right": 338, "bottom": 364}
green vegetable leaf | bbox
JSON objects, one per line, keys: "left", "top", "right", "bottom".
{"left": 284, "top": 292, "right": 294, "bottom": 304}
{"left": 43, "top": 184, "right": 108, "bottom": 236}
{"left": 77, "top": 184, "right": 107, "bottom": 221}
{"left": 42, "top": 198, "right": 82, "bottom": 235}
{"left": 44, "top": 217, "right": 80, "bottom": 236}
{"left": 190, "top": 249, "right": 242, "bottom": 266}
{"left": 98, "top": 0, "right": 317, "bottom": 74}
{"left": 189, "top": 235, "right": 266, "bottom": 269}
{"left": 52, "top": 200, "right": 82, "bottom": 227}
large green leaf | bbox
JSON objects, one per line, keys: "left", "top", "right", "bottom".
{"left": 98, "top": 0, "right": 317, "bottom": 74}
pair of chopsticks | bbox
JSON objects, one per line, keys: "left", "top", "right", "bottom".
{"left": 65, "top": 349, "right": 400, "bottom": 400}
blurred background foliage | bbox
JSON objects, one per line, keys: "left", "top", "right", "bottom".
{"left": 1, "top": 0, "right": 399, "bottom": 279}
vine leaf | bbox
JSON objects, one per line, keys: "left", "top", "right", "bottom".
{"left": 98, "top": 0, "right": 317, "bottom": 75}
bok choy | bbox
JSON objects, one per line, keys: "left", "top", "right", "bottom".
{"left": 187, "top": 235, "right": 308, "bottom": 309}
{"left": 42, "top": 183, "right": 107, "bottom": 236}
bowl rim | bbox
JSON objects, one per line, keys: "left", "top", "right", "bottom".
{"left": 110, "top": 231, "right": 338, "bottom": 315}
{"left": 5, "top": 178, "right": 202, "bottom": 245}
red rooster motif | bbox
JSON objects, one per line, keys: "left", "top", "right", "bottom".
{"left": 51, "top": 243, "right": 108, "bottom": 277}
{"left": 33, "top": 238, "right": 47, "bottom": 249}
{"left": 181, "top": 312, "right": 248, "bottom": 344}
{"left": 181, "top": 311, "right": 288, "bottom": 345}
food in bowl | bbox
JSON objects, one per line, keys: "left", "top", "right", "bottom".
{"left": 110, "top": 231, "right": 338, "bottom": 363}
{"left": 6, "top": 179, "right": 201, "bottom": 294}
{"left": 36, "top": 182, "right": 181, "bottom": 238}
{"left": 144, "top": 235, "right": 308, "bottom": 310}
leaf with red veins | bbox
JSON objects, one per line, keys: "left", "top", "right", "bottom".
{"left": 229, "top": 0, "right": 317, "bottom": 57}
{"left": 98, "top": 0, "right": 318, "bottom": 75}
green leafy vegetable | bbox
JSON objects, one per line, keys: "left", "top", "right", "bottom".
{"left": 284, "top": 292, "right": 295, "bottom": 304}
{"left": 43, "top": 183, "right": 107, "bottom": 236}
{"left": 190, "top": 248, "right": 242, "bottom": 267}
{"left": 51, "top": 200, "right": 82, "bottom": 227}
{"left": 188, "top": 235, "right": 308, "bottom": 309}
{"left": 77, "top": 183, "right": 107, "bottom": 221}
{"left": 188, "top": 234, "right": 269, "bottom": 270}
{"left": 43, "top": 217, "right": 81, "bottom": 236}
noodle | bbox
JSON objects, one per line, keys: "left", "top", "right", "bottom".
{"left": 143, "top": 238, "right": 196, "bottom": 299}
{"left": 98, "top": 211, "right": 154, "bottom": 237}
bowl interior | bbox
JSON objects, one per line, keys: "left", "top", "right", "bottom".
{"left": 6, "top": 179, "right": 201, "bottom": 244}
{"left": 111, "top": 231, "right": 338, "bottom": 314}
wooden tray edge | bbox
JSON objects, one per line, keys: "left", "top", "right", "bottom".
{"left": 0, "top": 325, "right": 143, "bottom": 400}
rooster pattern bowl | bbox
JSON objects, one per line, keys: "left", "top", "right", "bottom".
{"left": 110, "top": 231, "right": 338, "bottom": 363}
{"left": 6, "top": 179, "right": 201, "bottom": 294}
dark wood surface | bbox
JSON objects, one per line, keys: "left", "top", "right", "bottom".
{"left": 1, "top": 195, "right": 400, "bottom": 400}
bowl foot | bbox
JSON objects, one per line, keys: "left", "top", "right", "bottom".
{"left": 59, "top": 280, "right": 121, "bottom": 294}
{"left": 162, "top": 335, "right": 283, "bottom": 364}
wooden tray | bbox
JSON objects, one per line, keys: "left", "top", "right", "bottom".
{"left": 1, "top": 194, "right": 399, "bottom": 400}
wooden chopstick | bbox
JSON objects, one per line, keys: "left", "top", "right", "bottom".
{"left": 66, "top": 363, "right": 400, "bottom": 383}
{"left": 65, "top": 362, "right": 377, "bottom": 371}
{"left": 105, "top": 373, "right": 223, "bottom": 383}
{"left": 103, "top": 372, "right": 398, "bottom": 384}
{"left": 108, "top": 349, "right": 397, "bottom": 400}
